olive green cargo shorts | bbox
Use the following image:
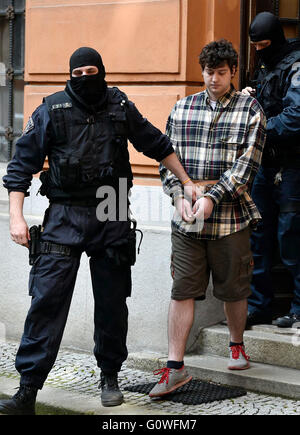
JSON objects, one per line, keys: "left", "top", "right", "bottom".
{"left": 170, "top": 227, "right": 253, "bottom": 302}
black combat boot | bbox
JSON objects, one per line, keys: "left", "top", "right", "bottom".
{"left": 99, "top": 372, "right": 124, "bottom": 407}
{"left": 0, "top": 385, "right": 38, "bottom": 415}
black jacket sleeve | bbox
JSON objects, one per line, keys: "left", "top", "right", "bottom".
{"left": 267, "top": 63, "right": 300, "bottom": 141}
{"left": 2, "top": 104, "right": 52, "bottom": 196}
{"left": 125, "top": 100, "right": 174, "bottom": 162}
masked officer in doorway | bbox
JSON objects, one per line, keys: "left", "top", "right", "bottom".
{"left": 0, "top": 47, "right": 196, "bottom": 415}
{"left": 242, "top": 12, "right": 300, "bottom": 327}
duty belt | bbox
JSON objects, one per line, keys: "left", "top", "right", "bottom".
{"left": 29, "top": 224, "right": 81, "bottom": 265}
{"left": 40, "top": 241, "right": 81, "bottom": 257}
{"left": 50, "top": 198, "right": 101, "bottom": 207}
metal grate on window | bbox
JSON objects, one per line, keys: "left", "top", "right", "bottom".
{"left": 272, "top": 0, "right": 300, "bottom": 36}
{"left": 0, "top": 0, "right": 25, "bottom": 162}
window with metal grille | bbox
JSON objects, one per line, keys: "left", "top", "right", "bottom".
{"left": 240, "top": 0, "right": 300, "bottom": 88}
{"left": 0, "top": 0, "right": 25, "bottom": 163}
{"left": 267, "top": 0, "right": 300, "bottom": 37}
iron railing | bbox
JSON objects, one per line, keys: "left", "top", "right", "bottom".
{"left": 0, "top": 0, "right": 25, "bottom": 161}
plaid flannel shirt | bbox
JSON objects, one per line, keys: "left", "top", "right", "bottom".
{"left": 160, "top": 86, "right": 266, "bottom": 240}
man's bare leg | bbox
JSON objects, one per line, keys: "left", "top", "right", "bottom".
{"left": 168, "top": 298, "right": 195, "bottom": 361}
{"left": 148, "top": 298, "right": 194, "bottom": 397}
{"left": 224, "top": 299, "right": 248, "bottom": 343}
{"left": 224, "top": 299, "right": 250, "bottom": 369}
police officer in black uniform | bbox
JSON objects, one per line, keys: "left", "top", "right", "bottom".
{"left": 0, "top": 47, "right": 195, "bottom": 415}
{"left": 243, "top": 13, "right": 300, "bottom": 327}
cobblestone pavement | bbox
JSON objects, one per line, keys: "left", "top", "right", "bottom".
{"left": 0, "top": 341, "right": 299, "bottom": 415}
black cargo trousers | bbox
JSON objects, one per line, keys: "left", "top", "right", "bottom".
{"left": 16, "top": 203, "right": 132, "bottom": 390}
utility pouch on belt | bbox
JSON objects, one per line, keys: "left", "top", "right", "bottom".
{"left": 59, "top": 157, "right": 81, "bottom": 190}
{"left": 128, "top": 219, "right": 143, "bottom": 266}
{"left": 38, "top": 171, "right": 50, "bottom": 197}
{"left": 29, "top": 225, "right": 42, "bottom": 265}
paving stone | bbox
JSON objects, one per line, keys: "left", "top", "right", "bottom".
{"left": 0, "top": 340, "right": 299, "bottom": 415}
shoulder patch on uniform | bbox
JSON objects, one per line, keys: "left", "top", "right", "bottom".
{"left": 51, "top": 102, "right": 72, "bottom": 110}
{"left": 23, "top": 116, "right": 34, "bottom": 135}
{"left": 108, "top": 87, "right": 128, "bottom": 106}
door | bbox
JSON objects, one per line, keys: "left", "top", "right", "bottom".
{"left": 240, "top": 0, "right": 300, "bottom": 316}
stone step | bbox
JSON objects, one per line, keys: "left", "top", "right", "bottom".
{"left": 127, "top": 352, "right": 300, "bottom": 400}
{"left": 194, "top": 324, "right": 300, "bottom": 370}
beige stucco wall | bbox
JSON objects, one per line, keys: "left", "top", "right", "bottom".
{"left": 0, "top": 0, "right": 242, "bottom": 353}
{"left": 24, "top": 0, "right": 241, "bottom": 180}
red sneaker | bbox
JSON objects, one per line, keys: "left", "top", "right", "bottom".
{"left": 228, "top": 345, "right": 250, "bottom": 370}
{"left": 149, "top": 366, "right": 192, "bottom": 398}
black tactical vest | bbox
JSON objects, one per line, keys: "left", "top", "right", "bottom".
{"left": 255, "top": 50, "right": 300, "bottom": 119}
{"left": 41, "top": 86, "right": 133, "bottom": 201}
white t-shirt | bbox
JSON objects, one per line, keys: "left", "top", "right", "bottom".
{"left": 210, "top": 100, "right": 217, "bottom": 110}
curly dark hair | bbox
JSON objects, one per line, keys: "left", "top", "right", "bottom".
{"left": 199, "top": 39, "right": 238, "bottom": 72}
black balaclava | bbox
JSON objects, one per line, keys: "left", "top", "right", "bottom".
{"left": 69, "top": 47, "right": 107, "bottom": 105}
{"left": 249, "top": 12, "right": 287, "bottom": 66}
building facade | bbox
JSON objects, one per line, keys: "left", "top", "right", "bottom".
{"left": 0, "top": 0, "right": 299, "bottom": 352}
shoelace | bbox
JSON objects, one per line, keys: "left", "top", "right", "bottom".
{"left": 13, "top": 389, "right": 25, "bottom": 401}
{"left": 231, "top": 345, "right": 250, "bottom": 361}
{"left": 153, "top": 367, "right": 171, "bottom": 385}
{"left": 13, "top": 386, "right": 37, "bottom": 401}
{"left": 99, "top": 375, "right": 119, "bottom": 389}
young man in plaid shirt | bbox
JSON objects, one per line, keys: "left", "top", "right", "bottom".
{"left": 149, "top": 39, "right": 266, "bottom": 398}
